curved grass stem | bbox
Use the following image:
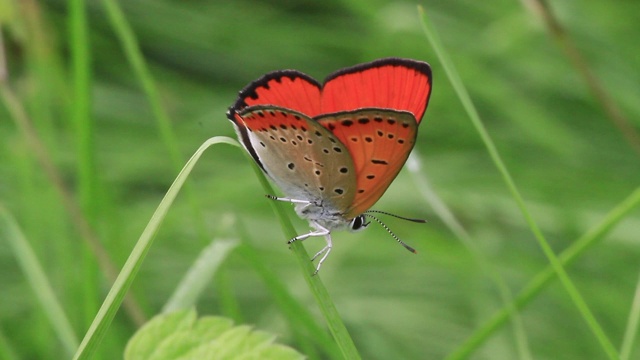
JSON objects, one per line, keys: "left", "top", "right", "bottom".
{"left": 72, "top": 136, "right": 240, "bottom": 360}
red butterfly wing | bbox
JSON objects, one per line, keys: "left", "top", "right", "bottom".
{"left": 320, "top": 58, "right": 432, "bottom": 122}
{"left": 229, "top": 70, "right": 322, "bottom": 117}
{"left": 228, "top": 58, "right": 432, "bottom": 219}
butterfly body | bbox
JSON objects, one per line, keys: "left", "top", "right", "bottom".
{"left": 227, "top": 58, "right": 432, "bottom": 272}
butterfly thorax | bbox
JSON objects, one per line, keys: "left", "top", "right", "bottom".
{"left": 294, "top": 201, "right": 353, "bottom": 232}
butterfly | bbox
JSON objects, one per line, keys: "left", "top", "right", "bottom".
{"left": 227, "top": 58, "right": 433, "bottom": 273}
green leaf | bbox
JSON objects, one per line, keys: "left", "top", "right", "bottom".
{"left": 124, "top": 309, "right": 304, "bottom": 360}
{"left": 125, "top": 309, "right": 197, "bottom": 359}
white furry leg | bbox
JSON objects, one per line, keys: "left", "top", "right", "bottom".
{"left": 310, "top": 233, "right": 332, "bottom": 275}
{"left": 286, "top": 227, "right": 329, "bottom": 244}
{"left": 265, "top": 194, "right": 311, "bottom": 204}
{"left": 286, "top": 223, "right": 332, "bottom": 274}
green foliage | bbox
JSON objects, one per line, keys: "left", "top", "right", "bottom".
{"left": 124, "top": 309, "right": 304, "bottom": 360}
{"left": 2, "top": 0, "right": 640, "bottom": 359}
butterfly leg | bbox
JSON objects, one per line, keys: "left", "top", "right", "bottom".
{"left": 287, "top": 223, "right": 332, "bottom": 274}
{"left": 286, "top": 226, "right": 329, "bottom": 244}
{"left": 265, "top": 194, "right": 311, "bottom": 204}
{"left": 310, "top": 233, "right": 333, "bottom": 275}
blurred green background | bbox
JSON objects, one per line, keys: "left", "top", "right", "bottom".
{"left": 1, "top": 0, "right": 640, "bottom": 359}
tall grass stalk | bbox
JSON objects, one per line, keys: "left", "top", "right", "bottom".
{"left": 0, "top": 26, "right": 146, "bottom": 326}
{"left": 0, "top": 204, "right": 79, "bottom": 356}
{"left": 407, "top": 154, "right": 532, "bottom": 360}
{"left": 68, "top": 0, "right": 103, "bottom": 334}
{"left": 68, "top": 0, "right": 95, "bottom": 218}
{"left": 447, "top": 186, "right": 640, "bottom": 359}
{"left": 620, "top": 271, "right": 640, "bottom": 360}
{"left": 99, "top": 0, "right": 209, "bottom": 239}
{"left": 419, "top": 6, "right": 619, "bottom": 359}
{"left": 521, "top": 0, "right": 640, "bottom": 156}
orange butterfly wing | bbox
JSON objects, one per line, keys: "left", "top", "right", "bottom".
{"left": 315, "top": 59, "right": 431, "bottom": 218}
{"left": 316, "top": 109, "right": 418, "bottom": 218}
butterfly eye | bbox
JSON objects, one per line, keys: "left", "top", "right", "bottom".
{"left": 349, "top": 215, "right": 370, "bottom": 232}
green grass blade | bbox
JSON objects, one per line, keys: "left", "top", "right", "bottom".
{"left": 246, "top": 157, "right": 361, "bottom": 360}
{"left": 406, "top": 154, "right": 532, "bottom": 360}
{"left": 419, "top": 6, "right": 619, "bottom": 359}
{"left": 72, "top": 136, "right": 240, "bottom": 360}
{"left": 68, "top": 0, "right": 102, "bottom": 334}
{"left": 99, "top": 0, "right": 209, "bottom": 238}
{"left": 446, "top": 186, "right": 640, "bottom": 359}
{"left": 68, "top": 0, "right": 95, "bottom": 216}
{"left": 0, "top": 204, "right": 79, "bottom": 356}
{"left": 99, "top": 0, "right": 181, "bottom": 169}
{"left": 237, "top": 242, "right": 341, "bottom": 359}
{"left": 620, "top": 271, "right": 640, "bottom": 360}
{"left": 0, "top": 41, "right": 147, "bottom": 327}
{"left": 162, "top": 239, "right": 240, "bottom": 313}
{"left": 521, "top": 0, "right": 640, "bottom": 156}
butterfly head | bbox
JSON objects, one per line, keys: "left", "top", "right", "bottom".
{"left": 348, "top": 214, "right": 370, "bottom": 232}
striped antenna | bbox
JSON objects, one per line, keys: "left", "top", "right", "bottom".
{"left": 364, "top": 214, "right": 417, "bottom": 254}
{"left": 364, "top": 209, "right": 427, "bottom": 223}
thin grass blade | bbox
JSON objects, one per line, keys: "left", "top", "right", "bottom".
{"left": 446, "top": 186, "right": 640, "bottom": 359}
{"left": 418, "top": 6, "right": 619, "bottom": 359}
{"left": 72, "top": 136, "right": 240, "bottom": 360}
{"left": 0, "top": 204, "right": 79, "bottom": 356}
{"left": 620, "top": 271, "right": 640, "bottom": 360}
{"left": 406, "top": 154, "right": 532, "bottom": 360}
{"left": 162, "top": 238, "right": 240, "bottom": 313}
